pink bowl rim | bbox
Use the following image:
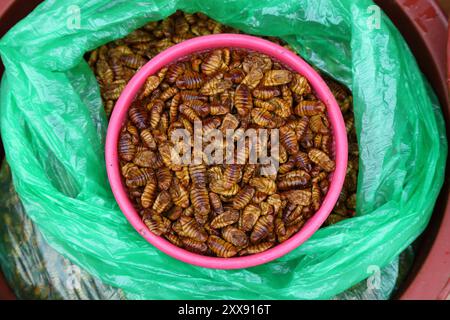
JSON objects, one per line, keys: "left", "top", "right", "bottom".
{"left": 105, "top": 34, "right": 348, "bottom": 270}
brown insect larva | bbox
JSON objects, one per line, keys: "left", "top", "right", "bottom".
{"left": 152, "top": 190, "right": 172, "bottom": 215}
{"left": 156, "top": 167, "right": 172, "bottom": 191}
{"left": 121, "top": 54, "right": 147, "bottom": 69}
{"left": 262, "top": 70, "right": 292, "bottom": 87}
{"left": 179, "top": 104, "right": 201, "bottom": 123}
{"left": 118, "top": 132, "right": 136, "bottom": 161}
{"left": 174, "top": 166, "right": 190, "bottom": 187}
{"left": 239, "top": 242, "right": 274, "bottom": 255}
{"left": 271, "top": 97, "right": 292, "bottom": 119}
{"left": 251, "top": 108, "right": 277, "bottom": 129}
{"left": 140, "top": 129, "right": 157, "bottom": 150}
{"left": 202, "top": 117, "right": 222, "bottom": 133}
{"left": 167, "top": 206, "right": 183, "bottom": 221}
{"left": 158, "top": 143, "right": 181, "bottom": 171}
{"left": 292, "top": 116, "right": 310, "bottom": 141}
{"left": 165, "top": 233, "right": 184, "bottom": 247}
{"left": 222, "top": 226, "right": 248, "bottom": 247}
{"left": 207, "top": 236, "right": 238, "bottom": 258}
{"left": 222, "top": 164, "right": 242, "bottom": 189}
{"left": 158, "top": 112, "right": 171, "bottom": 133}
{"left": 189, "top": 164, "right": 207, "bottom": 187}
{"left": 276, "top": 144, "right": 288, "bottom": 164}
{"left": 278, "top": 158, "right": 296, "bottom": 175}
{"left": 267, "top": 194, "right": 283, "bottom": 214}
{"left": 292, "top": 151, "right": 312, "bottom": 171}
{"left": 209, "top": 180, "right": 240, "bottom": 197}
{"left": 326, "top": 79, "right": 348, "bottom": 101}
{"left": 249, "top": 177, "right": 277, "bottom": 195}
{"left": 281, "top": 190, "right": 312, "bottom": 206}
{"left": 148, "top": 99, "right": 164, "bottom": 129}
{"left": 140, "top": 75, "right": 161, "bottom": 98}
{"left": 220, "top": 113, "right": 240, "bottom": 132}
{"left": 252, "top": 191, "right": 268, "bottom": 204}
{"left": 88, "top": 49, "right": 99, "bottom": 68}
{"left": 240, "top": 204, "right": 261, "bottom": 232}
{"left": 233, "top": 186, "right": 255, "bottom": 210}
{"left": 159, "top": 86, "right": 179, "bottom": 101}
{"left": 96, "top": 59, "right": 114, "bottom": 84}
{"left": 133, "top": 150, "right": 157, "bottom": 168}
{"left": 201, "top": 49, "right": 223, "bottom": 75}
{"left": 126, "top": 122, "right": 139, "bottom": 144}
{"left": 176, "top": 70, "right": 204, "bottom": 89}
{"left": 169, "top": 178, "right": 190, "bottom": 208}
{"left": 250, "top": 215, "right": 274, "bottom": 243}
{"left": 105, "top": 100, "right": 115, "bottom": 118}
{"left": 179, "top": 90, "right": 209, "bottom": 102}
{"left": 242, "top": 67, "right": 264, "bottom": 89}
{"left": 209, "top": 192, "right": 224, "bottom": 214}
{"left": 200, "top": 78, "right": 233, "bottom": 96}
{"left": 125, "top": 168, "right": 153, "bottom": 188}
{"left": 141, "top": 176, "right": 158, "bottom": 208}
{"left": 278, "top": 221, "right": 304, "bottom": 242}
{"left": 129, "top": 105, "right": 148, "bottom": 130}
{"left": 166, "top": 62, "right": 186, "bottom": 83}
{"left": 281, "top": 83, "right": 293, "bottom": 102}
{"left": 314, "top": 134, "right": 323, "bottom": 149}
{"left": 252, "top": 87, "right": 281, "bottom": 100}
{"left": 279, "top": 126, "right": 299, "bottom": 156}
{"left": 169, "top": 93, "right": 181, "bottom": 123}
{"left": 253, "top": 99, "right": 277, "bottom": 112}
{"left": 179, "top": 216, "right": 208, "bottom": 242}
{"left": 282, "top": 168, "right": 311, "bottom": 180}
{"left": 190, "top": 186, "right": 211, "bottom": 224}
{"left": 207, "top": 166, "right": 223, "bottom": 181}
{"left": 312, "top": 181, "right": 321, "bottom": 211}
{"left": 242, "top": 164, "right": 257, "bottom": 184}
{"left": 143, "top": 213, "right": 166, "bottom": 236}
{"left": 190, "top": 56, "right": 203, "bottom": 72}
{"left": 345, "top": 116, "right": 354, "bottom": 134}
{"left": 277, "top": 176, "right": 310, "bottom": 191}
{"left": 283, "top": 203, "right": 303, "bottom": 225}
{"left": 275, "top": 216, "right": 286, "bottom": 238}
{"left": 182, "top": 206, "right": 195, "bottom": 218}
{"left": 102, "top": 81, "right": 126, "bottom": 100}
{"left": 290, "top": 74, "right": 311, "bottom": 95}
{"left": 210, "top": 210, "right": 240, "bottom": 229}
{"left": 224, "top": 68, "right": 246, "bottom": 84}
{"left": 295, "top": 100, "right": 326, "bottom": 116}
{"left": 310, "top": 115, "right": 329, "bottom": 134}
{"left": 308, "top": 148, "right": 335, "bottom": 172}
{"left": 121, "top": 162, "right": 139, "bottom": 179}
{"left": 210, "top": 104, "right": 230, "bottom": 116}
{"left": 234, "top": 84, "right": 253, "bottom": 117}
{"left": 181, "top": 237, "right": 208, "bottom": 254}
{"left": 259, "top": 202, "right": 274, "bottom": 216}
{"left": 184, "top": 100, "right": 210, "bottom": 118}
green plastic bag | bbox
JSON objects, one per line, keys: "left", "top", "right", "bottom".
{"left": 0, "top": 0, "right": 447, "bottom": 299}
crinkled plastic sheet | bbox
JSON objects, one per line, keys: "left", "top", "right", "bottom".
{"left": 0, "top": 0, "right": 447, "bottom": 299}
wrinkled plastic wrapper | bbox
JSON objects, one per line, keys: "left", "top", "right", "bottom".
{"left": 0, "top": 0, "right": 447, "bottom": 299}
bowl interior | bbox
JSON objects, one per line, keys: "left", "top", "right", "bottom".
{"left": 105, "top": 34, "right": 348, "bottom": 269}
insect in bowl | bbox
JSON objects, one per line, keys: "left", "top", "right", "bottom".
{"left": 105, "top": 34, "right": 348, "bottom": 269}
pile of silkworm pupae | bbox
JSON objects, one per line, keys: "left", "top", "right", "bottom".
{"left": 87, "top": 11, "right": 358, "bottom": 257}
{"left": 118, "top": 46, "right": 336, "bottom": 257}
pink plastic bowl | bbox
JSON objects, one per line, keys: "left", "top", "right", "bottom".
{"left": 105, "top": 34, "right": 348, "bottom": 269}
